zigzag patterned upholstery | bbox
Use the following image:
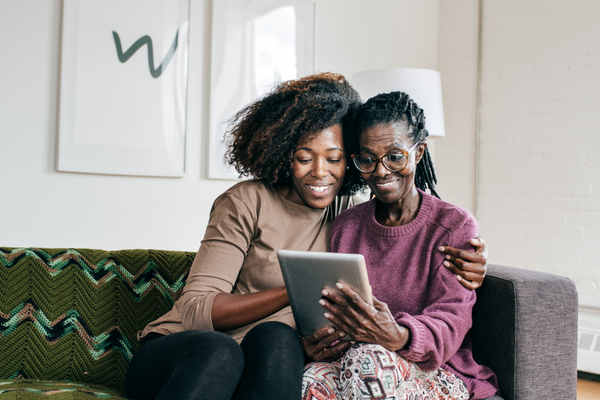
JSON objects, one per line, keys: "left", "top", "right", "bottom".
{"left": 0, "top": 248, "right": 195, "bottom": 399}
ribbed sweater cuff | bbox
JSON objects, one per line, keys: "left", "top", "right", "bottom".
{"left": 395, "top": 312, "right": 428, "bottom": 358}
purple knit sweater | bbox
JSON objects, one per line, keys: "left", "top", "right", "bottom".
{"left": 330, "top": 190, "right": 499, "bottom": 399}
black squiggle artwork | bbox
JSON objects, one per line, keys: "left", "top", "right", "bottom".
{"left": 112, "top": 30, "right": 179, "bottom": 78}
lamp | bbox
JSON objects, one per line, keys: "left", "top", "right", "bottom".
{"left": 351, "top": 68, "right": 446, "bottom": 137}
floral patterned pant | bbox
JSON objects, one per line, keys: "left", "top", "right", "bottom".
{"left": 302, "top": 343, "right": 470, "bottom": 400}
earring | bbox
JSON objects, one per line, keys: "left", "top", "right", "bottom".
{"left": 346, "top": 166, "right": 350, "bottom": 170}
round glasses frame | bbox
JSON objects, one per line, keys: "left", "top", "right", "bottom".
{"left": 351, "top": 141, "right": 421, "bottom": 174}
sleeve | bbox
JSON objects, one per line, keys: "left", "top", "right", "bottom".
{"left": 178, "top": 192, "right": 256, "bottom": 331}
{"left": 395, "top": 211, "right": 479, "bottom": 371}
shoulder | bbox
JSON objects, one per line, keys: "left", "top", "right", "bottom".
{"left": 331, "top": 200, "right": 372, "bottom": 232}
{"left": 223, "top": 179, "right": 269, "bottom": 198}
{"left": 217, "top": 180, "right": 275, "bottom": 205}
{"left": 430, "top": 194, "right": 476, "bottom": 227}
{"left": 423, "top": 191, "right": 478, "bottom": 241}
{"left": 210, "top": 180, "right": 276, "bottom": 218}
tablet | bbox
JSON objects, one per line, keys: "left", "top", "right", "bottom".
{"left": 277, "top": 249, "right": 372, "bottom": 339}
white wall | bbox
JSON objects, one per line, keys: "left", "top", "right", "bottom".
{"left": 314, "top": 0, "right": 439, "bottom": 77}
{"left": 435, "top": 0, "right": 479, "bottom": 213}
{"left": 0, "top": 0, "right": 440, "bottom": 251}
{"left": 436, "top": 0, "right": 600, "bottom": 309}
{"left": 477, "top": 0, "right": 600, "bottom": 308}
{"left": 0, "top": 0, "right": 234, "bottom": 252}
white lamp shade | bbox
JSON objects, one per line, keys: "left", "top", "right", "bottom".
{"left": 351, "top": 68, "right": 446, "bottom": 137}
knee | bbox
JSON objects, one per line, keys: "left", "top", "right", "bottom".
{"left": 342, "top": 343, "right": 388, "bottom": 362}
{"left": 181, "top": 330, "right": 244, "bottom": 366}
{"left": 341, "top": 342, "right": 402, "bottom": 372}
{"left": 242, "top": 322, "right": 303, "bottom": 359}
{"left": 244, "top": 321, "right": 299, "bottom": 345}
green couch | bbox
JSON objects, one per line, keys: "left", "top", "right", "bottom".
{"left": 0, "top": 248, "right": 195, "bottom": 399}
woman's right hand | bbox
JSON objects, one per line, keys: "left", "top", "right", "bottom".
{"left": 302, "top": 327, "right": 351, "bottom": 362}
{"left": 438, "top": 237, "right": 488, "bottom": 290}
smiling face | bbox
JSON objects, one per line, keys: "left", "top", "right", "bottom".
{"left": 283, "top": 124, "right": 346, "bottom": 209}
{"left": 358, "top": 123, "right": 425, "bottom": 205}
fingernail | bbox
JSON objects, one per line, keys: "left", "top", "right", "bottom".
{"left": 445, "top": 255, "right": 451, "bottom": 260}
{"left": 336, "top": 283, "right": 343, "bottom": 289}
{"left": 339, "top": 331, "right": 346, "bottom": 337}
{"left": 327, "top": 328, "right": 334, "bottom": 334}
{"left": 438, "top": 246, "right": 445, "bottom": 251}
{"left": 319, "top": 300, "right": 326, "bottom": 306}
{"left": 324, "top": 313, "right": 331, "bottom": 319}
{"left": 443, "top": 261, "right": 450, "bottom": 267}
{"left": 456, "top": 275, "right": 462, "bottom": 281}
{"left": 322, "top": 289, "right": 328, "bottom": 296}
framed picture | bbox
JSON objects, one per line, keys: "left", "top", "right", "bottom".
{"left": 208, "top": 0, "right": 315, "bottom": 180}
{"left": 57, "top": 0, "right": 190, "bottom": 177}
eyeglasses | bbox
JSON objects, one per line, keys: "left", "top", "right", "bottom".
{"left": 351, "top": 141, "right": 421, "bottom": 174}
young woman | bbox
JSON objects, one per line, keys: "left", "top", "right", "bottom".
{"left": 302, "top": 92, "right": 499, "bottom": 400}
{"left": 125, "top": 74, "right": 489, "bottom": 400}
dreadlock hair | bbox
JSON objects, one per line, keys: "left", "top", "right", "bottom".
{"left": 349, "top": 91, "right": 440, "bottom": 198}
{"left": 224, "top": 72, "right": 363, "bottom": 196}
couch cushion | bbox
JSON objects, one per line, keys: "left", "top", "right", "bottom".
{"left": 0, "top": 248, "right": 195, "bottom": 396}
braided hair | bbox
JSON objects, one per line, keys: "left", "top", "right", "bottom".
{"left": 224, "top": 72, "right": 363, "bottom": 196}
{"left": 349, "top": 91, "right": 440, "bottom": 198}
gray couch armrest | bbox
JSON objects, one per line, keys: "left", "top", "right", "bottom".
{"left": 471, "top": 264, "right": 578, "bottom": 400}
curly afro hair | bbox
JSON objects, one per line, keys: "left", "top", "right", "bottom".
{"left": 348, "top": 91, "right": 439, "bottom": 198}
{"left": 223, "top": 72, "right": 364, "bottom": 196}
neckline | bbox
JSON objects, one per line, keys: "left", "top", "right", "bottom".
{"left": 364, "top": 189, "right": 433, "bottom": 237}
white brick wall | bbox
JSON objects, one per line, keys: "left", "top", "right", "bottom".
{"left": 437, "top": 0, "right": 600, "bottom": 308}
{"left": 477, "top": 0, "right": 600, "bottom": 308}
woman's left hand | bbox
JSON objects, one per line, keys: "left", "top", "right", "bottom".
{"left": 438, "top": 237, "right": 488, "bottom": 290}
{"left": 302, "top": 327, "right": 352, "bottom": 362}
{"left": 319, "top": 283, "right": 409, "bottom": 352}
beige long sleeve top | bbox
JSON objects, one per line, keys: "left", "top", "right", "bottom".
{"left": 139, "top": 180, "right": 358, "bottom": 343}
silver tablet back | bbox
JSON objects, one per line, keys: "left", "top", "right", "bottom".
{"left": 277, "top": 249, "right": 372, "bottom": 338}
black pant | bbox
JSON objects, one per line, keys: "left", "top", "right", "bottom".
{"left": 125, "top": 321, "right": 305, "bottom": 400}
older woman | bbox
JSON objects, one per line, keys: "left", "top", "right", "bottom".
{"left": 302, "top": 92, "right": 499, "bottom": 400}
{"left": 125, "top": 75, "right": 489, "bottom": 400}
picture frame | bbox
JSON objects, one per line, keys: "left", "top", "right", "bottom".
{"left": 57, "top": 0, "right": 190, "bottom": 177}
{"left": 207, "top": 0, "right": 315, "bottom": 180}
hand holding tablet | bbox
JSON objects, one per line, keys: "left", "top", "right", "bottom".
{"left": 277, "top": 249, "right": 372, "bottom": 339}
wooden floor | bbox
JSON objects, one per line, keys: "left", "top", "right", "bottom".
{"left": 578, "top": 379, "right": 600, "bottom": 399}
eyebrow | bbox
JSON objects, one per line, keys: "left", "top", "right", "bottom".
{"left": 295, "top": 146, "right": 344, "bottom": 152}
{"left": 360, "top": 142, "right": 409, "bottom": 152}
